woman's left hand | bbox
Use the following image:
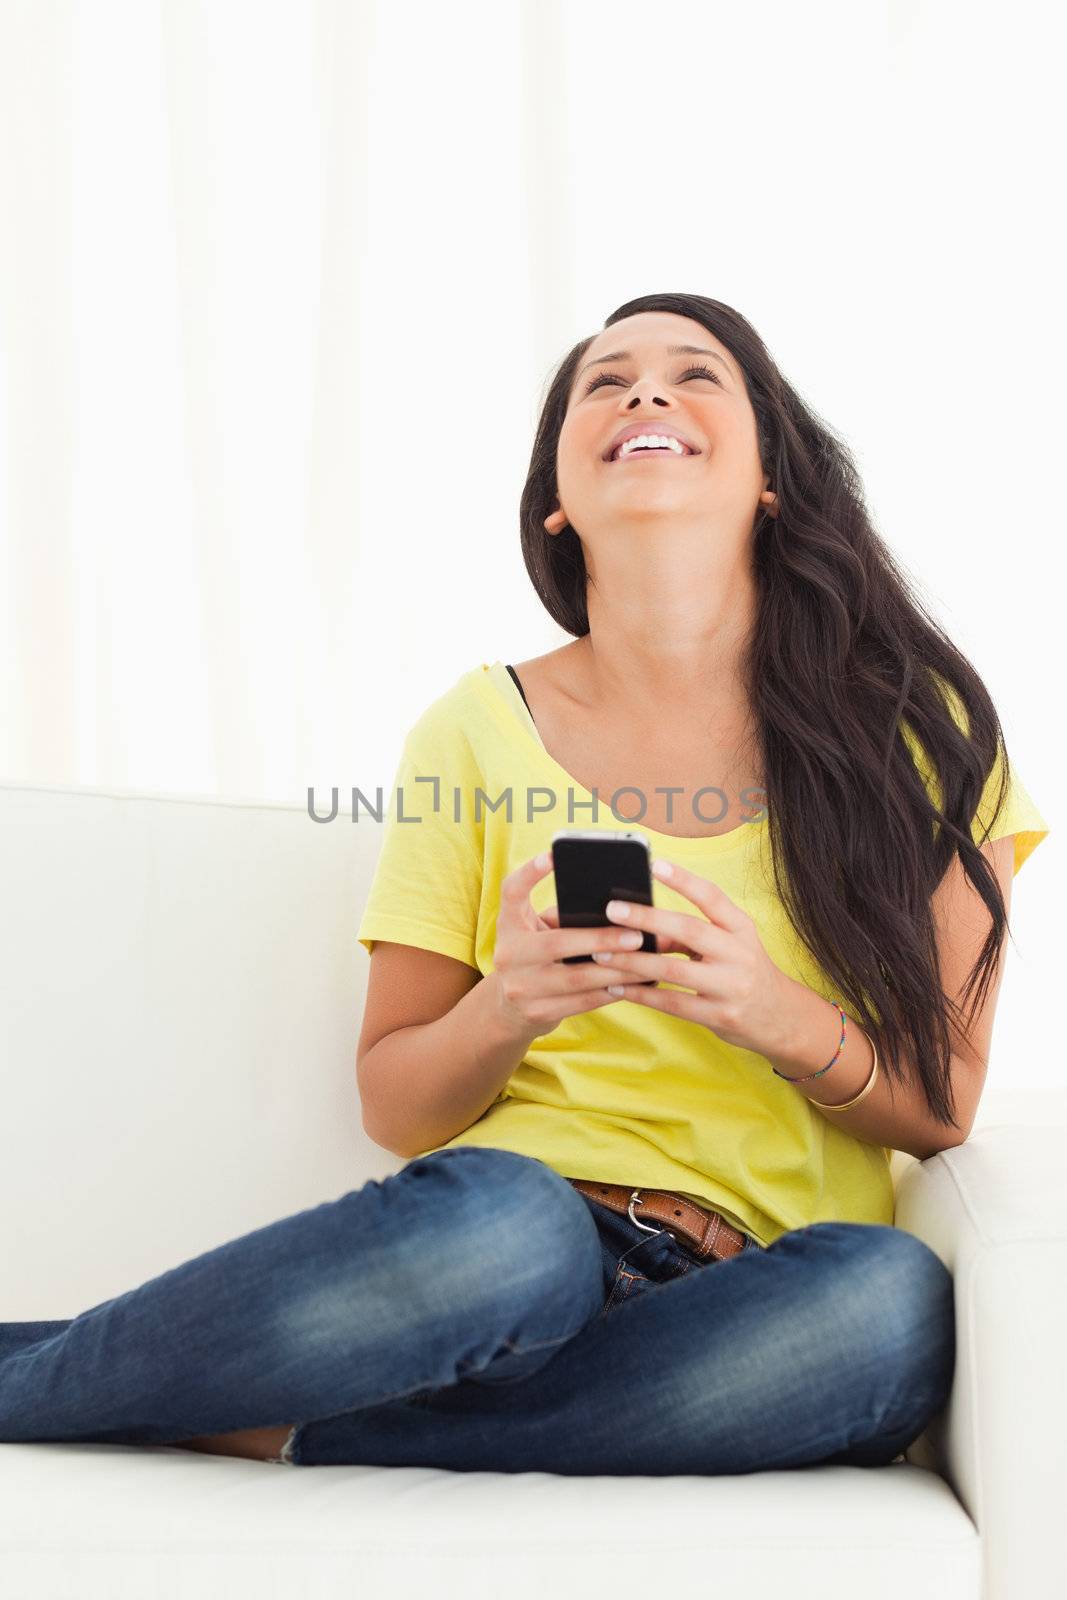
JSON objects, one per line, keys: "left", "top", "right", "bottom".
{"left": 592, "top": 858, "right": 792, "bottom": 1055}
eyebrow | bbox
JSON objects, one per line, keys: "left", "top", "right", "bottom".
{"left": 575, "top": 343, "right": 733, "bottom": 383}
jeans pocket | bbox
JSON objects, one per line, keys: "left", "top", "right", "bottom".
{"left": 601, "top": 1263, "right": 650, "bottom": 1316}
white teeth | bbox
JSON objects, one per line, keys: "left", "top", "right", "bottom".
{"left": 614, "top": 433, "right": 688, "bottom": 460}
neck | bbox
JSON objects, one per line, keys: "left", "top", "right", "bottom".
{"left": 576, "top": 567, "right": 757, "bottom": 726}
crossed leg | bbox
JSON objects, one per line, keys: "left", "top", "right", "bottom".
{"left": 233, "top": 1222, "right": 956, "bottom": 1474}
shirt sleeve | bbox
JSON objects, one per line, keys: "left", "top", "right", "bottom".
{"left": 970, "top": 742, "right": 1049, "bottom": 876}
{"left": 903, "top": 673, "right": 1050, "bottom": 877}
{"left": 356, "top": 693, "right": 484, "bottom": 968}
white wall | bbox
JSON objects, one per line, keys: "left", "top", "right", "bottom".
{"left": 1, "top": 0, "right": 1060, "bottom": 1087}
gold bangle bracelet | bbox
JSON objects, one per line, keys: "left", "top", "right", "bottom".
{"left": 811, "top": 1025, "right": 880, "bottom": 1112}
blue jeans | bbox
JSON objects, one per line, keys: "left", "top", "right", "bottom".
{"left": 0, "top": 1146, "right": 955, "bottom": 1474}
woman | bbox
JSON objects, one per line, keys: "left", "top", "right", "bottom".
{"left": 1, "top": 294, "right": 1048, "bottom": 1475}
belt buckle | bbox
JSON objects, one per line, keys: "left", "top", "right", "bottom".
{"left": 627, "top": 1189, "right": 667, "bottom": 1236}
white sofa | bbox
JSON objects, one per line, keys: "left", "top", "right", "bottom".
{"left": 1, "top": 779, "right": 1064, "bottom": 1600}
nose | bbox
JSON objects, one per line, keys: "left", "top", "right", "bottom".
{"left": 625, "top": 391, "right": 670, "bottom": 410}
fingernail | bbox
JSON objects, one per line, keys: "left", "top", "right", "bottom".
{"left": 607, "top": 985, "right": 625, "bottom": 997}
{"left": 652, "top": 859, "right": 673, "bottom": 878}
{"left": 535, "top": 852, "right": 550, "bottom": 869}
{"left": 605, "top": 900, "right": 629, "bottom": 918}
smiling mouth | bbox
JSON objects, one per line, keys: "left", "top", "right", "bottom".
{"left": 606, "top": 437, "right": 701, "bottom": 463}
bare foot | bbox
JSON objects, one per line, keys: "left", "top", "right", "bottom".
{"left": 172, "top": 1423, "right": 295, "bottom": 1461}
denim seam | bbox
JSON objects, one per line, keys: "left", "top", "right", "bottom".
{"left": 752, "top": 1383, "right": 950, "bottom": 1473}
{"left": 605, "top": 1267, "right": 645, "bottom": 1308}
{"left": 262, "top": 1365, "right": 502, "bottom": 1464}
{"left": 613, "top": 1269, "right": 643, "bottom": 1290}
{"left": 480, "top": 1323, "right": 601, "bottom": 1361}
{"left": 284, "top": 1317, "right": 612, "bottom": 1454}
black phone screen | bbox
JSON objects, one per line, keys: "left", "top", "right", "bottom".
{"left": 551, "top": 833, "right": 657, "bottom": 970}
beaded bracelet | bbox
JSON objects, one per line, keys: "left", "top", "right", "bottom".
{"left": 772, "top": 1001, "right": 846, "bottom": 1083}
{"left": 772, "top": 998, "right": 881, "bottom": 1113}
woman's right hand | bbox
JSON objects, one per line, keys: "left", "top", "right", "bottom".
{"left": 489, "top": 849, "right": 646, "bottom": 1042}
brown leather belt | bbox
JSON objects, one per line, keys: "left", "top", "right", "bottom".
{"left": 567, "top": 1178, "right": 748, "bottom": 1261}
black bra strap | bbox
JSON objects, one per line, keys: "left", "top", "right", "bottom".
{"left": 505, "top": 663, "right": 533, "bottom": 718}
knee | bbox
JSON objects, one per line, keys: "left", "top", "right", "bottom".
{"left": 261, "top": 1150, "right": 602, "bottom": 1364}
{"left": 807, "top": 1222, "right": 956, "bottom": 1389}
{"left": 851, "top": 1224, "right": 953, "bottom": 1329}
{"left": 419, "top": 1147, "right": 603, "bottom": 1286}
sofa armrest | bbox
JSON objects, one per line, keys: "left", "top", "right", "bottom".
{"left": 892, "top": 1119, "right": 1067, "bottom": 1600}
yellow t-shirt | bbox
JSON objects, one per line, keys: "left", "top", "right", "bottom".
{"left": 356, "top": 661, "right": 1050, "bottom": 1247}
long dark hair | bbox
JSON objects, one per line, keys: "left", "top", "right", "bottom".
{"left": 519, "top": 291, "right": 1013, "bottom": 1136}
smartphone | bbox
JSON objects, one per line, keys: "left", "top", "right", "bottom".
{"left": 550, "top": 829, "right": 658, "bottom": 984}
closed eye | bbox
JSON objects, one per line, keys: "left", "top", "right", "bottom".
{"left": 583, "top": 363, "right": 722, "bottom": 396}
